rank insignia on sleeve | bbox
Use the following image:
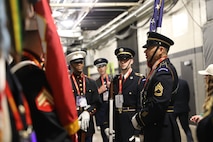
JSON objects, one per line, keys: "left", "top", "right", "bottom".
{"left": 154, "top": 82, "right": 163, "bottom": 96}
{"left": 35, "top": 88, "right": 55, "bottom": 112}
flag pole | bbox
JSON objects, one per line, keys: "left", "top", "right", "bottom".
{"left": 109, "top": 80, "right": 114, "bottom": 142}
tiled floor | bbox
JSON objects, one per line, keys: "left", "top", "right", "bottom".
{"left": 179, "top": 122, "right": 198, "bottom": 142}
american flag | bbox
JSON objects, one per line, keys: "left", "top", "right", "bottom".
{"left": 149, "top": 0, "right": 164, "bottom": 33}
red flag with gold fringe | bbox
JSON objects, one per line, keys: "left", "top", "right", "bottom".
{"left": 33, "top": 0, "right": 79, "bottom": 138}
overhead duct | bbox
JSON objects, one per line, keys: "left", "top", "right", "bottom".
{"left": 50, "top": 2, "right": 139, "bottom": 8}
{"left": 94, "top": 0, "right": 145, "bottom": 34}
{"left": 83, "top": 0, "right": 177, "bottom": 50}
{"left": 115, "top": 25, "right": 135, "bottom": 40}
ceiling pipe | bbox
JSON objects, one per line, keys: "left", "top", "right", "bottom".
{"left": 85, "top": 0, "right": 144, "bottom": 40}
{"left": 83, "top": 0, "right": 175, "bottom": 50}
{"left": 71, "top": 0, "right": 99, "bottom": 30}
{"left": 83, "top": 0, "right": 154, "bottom": 49}
{"left": 95, "top": 11, "right": 129, "bottom": 35}
{"left": 50, "top": 2, "right": 139, "bottom": 7}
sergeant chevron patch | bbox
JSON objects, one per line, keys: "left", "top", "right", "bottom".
{"left": 154, "top": 82, "right": 163, "bottom": 96}
{"left": 36, "top": 88, "right": 55, "bottom": 112}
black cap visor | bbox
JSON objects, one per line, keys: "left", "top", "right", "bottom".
{"left": 70, "top": 58, "right": 84, "bottom": 64}
{"left": 143, "top": 40, "right": 159, "bottom": 48}
{"left": 117, "top": 54, "right": 132, "bottom": 61}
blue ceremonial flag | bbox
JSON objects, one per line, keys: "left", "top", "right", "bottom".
{"left": 149, "top": 0, "right": 164, "bottom": 33}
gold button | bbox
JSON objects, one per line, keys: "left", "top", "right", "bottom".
{"left": 19, "top": 105, "right": 25, "bottom": 114}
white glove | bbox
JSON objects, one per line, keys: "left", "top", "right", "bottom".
{"left": 104, "top": 128, "right": 115, "bottom": 139}
{"left": 131, "top": 114, "right": 142, "bottom": 130}
{"left": 129, "top": 135, "right": 140, "bottom": 142}
{"left": 78, "top": 111, "right": 90, "bottom": 131}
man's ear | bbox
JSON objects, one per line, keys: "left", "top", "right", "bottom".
{"left": 159, "top": 46, "right": 163, "bottom": 51}
{"left": 159, "top": 46, "right": 166, "bottom": 53}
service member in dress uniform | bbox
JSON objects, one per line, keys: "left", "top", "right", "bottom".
{"left": 4, "top": 63, "right": 34, "bottom": 142}
{"left": 174, "top": 78, "right": 194, "bottom": 142}
{"left": 93, "top": 58, "right": 111, "bottom": 142}
{"left": 11, "top": 6, "right": 78, "bottom": 141}
{"left": 131, "top": 32, "right": 181, "bottom": 142}
{"left": 66, "top": 49, "right": 102, "bottom": 142}
{"left": 1, "top": 1, "right": 34, "bottom": 141}
{"left": 105, "top": 47, "right": 145, "bottom": 142}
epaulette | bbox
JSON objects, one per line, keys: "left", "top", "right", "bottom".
{"left": 135, "top": 72, "right": 145, "bottom": 78}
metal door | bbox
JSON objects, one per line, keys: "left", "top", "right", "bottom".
{"left": 181, "top": 60, "right": 196, "bottom": 123}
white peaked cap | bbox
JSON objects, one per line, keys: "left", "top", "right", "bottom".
{"left": 66, "top": 50, "right": 86, "bottom": 63}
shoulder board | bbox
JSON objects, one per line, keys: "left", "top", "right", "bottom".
{"left": 135, "top": 72, "right": 145, "bottom": 78}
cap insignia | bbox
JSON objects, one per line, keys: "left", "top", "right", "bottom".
{"left": 119, "top": 48, "right": 124, "bottom": 52}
